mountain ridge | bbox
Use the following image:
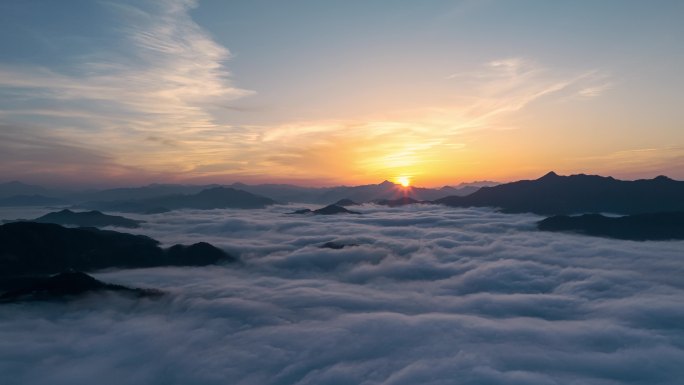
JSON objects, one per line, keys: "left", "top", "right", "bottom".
{"left": 436, "top": 172, "right": 684, "bottom": 215}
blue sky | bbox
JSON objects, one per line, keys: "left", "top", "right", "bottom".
{"left": 1, "top": 0, "right": 683, "bottom": 187}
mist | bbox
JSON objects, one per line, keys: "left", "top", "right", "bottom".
{"left": 1, "top": 204, "right": 683, "bottom": 384}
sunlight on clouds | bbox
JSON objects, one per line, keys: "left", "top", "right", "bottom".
{"left": 224, "top": 58, "right": 612, "bottom": 185}
{"left": 0, "top": 0, "right": 250, "bottom": 181}
{"left": 0, "top": 2, "right": 610, "bottom": 188}
{"left": 577, "top": 83, "right": 612, "bottom": 98}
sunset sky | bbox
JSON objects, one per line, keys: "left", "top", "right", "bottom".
{"left": 1, "top": 0, "right": 682, "bottom": 187}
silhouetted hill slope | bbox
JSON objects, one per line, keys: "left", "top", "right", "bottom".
{"left": 0, "top": 271, "right": 160, "bottom": 303}
{"left": 435, "top": 172, "right": 684, "bottom": 215}
{"left": 538, "top": 212, "right": 684, "bottom": 240}
{"left": 0, "top": 222, "right": 235, "bottom": 277}
{"left": 290, "top": 204, "right": 361, "bottom": 215}
{"left": 82, "top": 187, "right": 275, "bottom": 212}
{"left": 166, "top": 242, "right": 230, "bottom": 265}
{"left": 314, "top": 204, "right": 361, "bottom": 215}
{"left": 9, "top": 209, "right": 143, "bottom": 228}
{"left": 0, "top": 194, "right": 67, "bottom": 207}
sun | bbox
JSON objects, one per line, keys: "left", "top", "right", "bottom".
{"left": 396, "top": 176, "right": 411, "bottom": 187}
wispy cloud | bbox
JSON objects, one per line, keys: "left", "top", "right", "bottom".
{"left": 222, "top": 58, "right": 613, "bottom": 183}
{"left": 577, "top": 82, "right": 613, "bottom": 98}
{"left": 0, "top": 0, "right": 250, "bottom": 182}
{"left": 0, "top": 5, "right": 611, "bottom": 190}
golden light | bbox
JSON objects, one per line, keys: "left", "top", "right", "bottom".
{"left": 396, "top": 176, "right": 411, "bottom": 187}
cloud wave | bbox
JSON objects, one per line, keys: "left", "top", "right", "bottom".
{"left": 1, "top": 204, "right": 682, "bottom": 384}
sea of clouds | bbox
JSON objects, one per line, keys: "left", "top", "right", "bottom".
{"left": 1, "top": 204, "right": 683, "bottom": 385}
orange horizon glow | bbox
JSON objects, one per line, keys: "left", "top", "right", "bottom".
{"left": 1, "top": 2, "right": 683, "bottom": 189}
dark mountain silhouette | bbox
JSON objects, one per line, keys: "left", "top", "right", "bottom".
{"left": 538, "top": 212, "right": 684, "bottom": 241}
{"left": 81, "top": 187, "right": 275, "bottom": 213}
{"left": 290, "top": 204, "right": 361, "bottom": 215}
{"left": 0, "top": 194, "right": 67, "bottom": 207}
{"left": 375, "top": 197, "right": 424, "bottom": 207}
{"left": 0, "top": 271, "right": 161, "bottom": 303}
{"left": 313, "top": 204, "right": 361, "bottom": 215}
{"left": 6, "top": 209, "right": 143, "bottom": 228}
{"left": 435, "top": 172, "right": 684, "bottom": 215}
{"left": 166, "top": 242, "right": 230, "bottom": 266}
{"left": 0, "top": 222, "right": 236, "bottom": 277}
{"left": 172, "top": 187, "right": 275, "bottom": 209}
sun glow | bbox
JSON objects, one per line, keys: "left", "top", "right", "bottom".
{"left": 396, "top": 176, "right": 411, "bottom": 187}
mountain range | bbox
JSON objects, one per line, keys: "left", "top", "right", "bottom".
{"left": 0, "top": 222, "right": 235, "bottom": 277}
{"left": 538, "top": 212, "right": 684, "bottom": 240}
{"left": 0, "top": 271, "right": 161, "bottom": 303}
{"left": 79, "top": 187, "right": 276, "bottom": 213}
{"left": 2, "top": 173, "right": 683, "bottom": 216}
{"left": 0, "top": 180, "right": 495, "bottom": 207}
{"left": 4, "top": 209, "right": 143, "bottom": 228}
{"left": 436, "top": 172, "right": 684, "bottom": 215}
{"left": 228, "top": 180, "right": 493, "bottom": 204}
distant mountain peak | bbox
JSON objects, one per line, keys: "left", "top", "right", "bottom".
{"left": 379, "top": 180, "right": 395, "bottom": 187}
{"left": 539, "top": 171, "right": 560, "bottom": 179}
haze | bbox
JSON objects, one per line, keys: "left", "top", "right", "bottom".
{"left": 1, "top": 0, "right": 683, "bottom": 188}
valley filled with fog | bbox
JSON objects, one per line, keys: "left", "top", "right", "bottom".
{"left": 1, "top": 204, "right": 683, "bottom": 385}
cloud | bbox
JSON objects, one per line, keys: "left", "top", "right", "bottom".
{"left": 222, "top": 58, "right": 613, "bottom": 183}
{"left": 1, "top": 204, "right": 683, "bottom": 384}
{"left": 577, "top": 83, "right": 612, "bottom": 98}
{"left": 0, "top": 124, "right": 160, "bottom": 187}
{"left": 0, "top": 27, "right": 612, "bottom": 185}
{"left": 0, "top": 0, "right": 251, "bottom": 181}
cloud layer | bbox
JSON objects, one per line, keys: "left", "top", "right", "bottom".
{"left": 1, "top": 205, "right": 683, "bottom": 384}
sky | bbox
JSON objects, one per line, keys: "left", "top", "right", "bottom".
{"left": 0, "top": 0, "right": 683, "bottom": 188}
